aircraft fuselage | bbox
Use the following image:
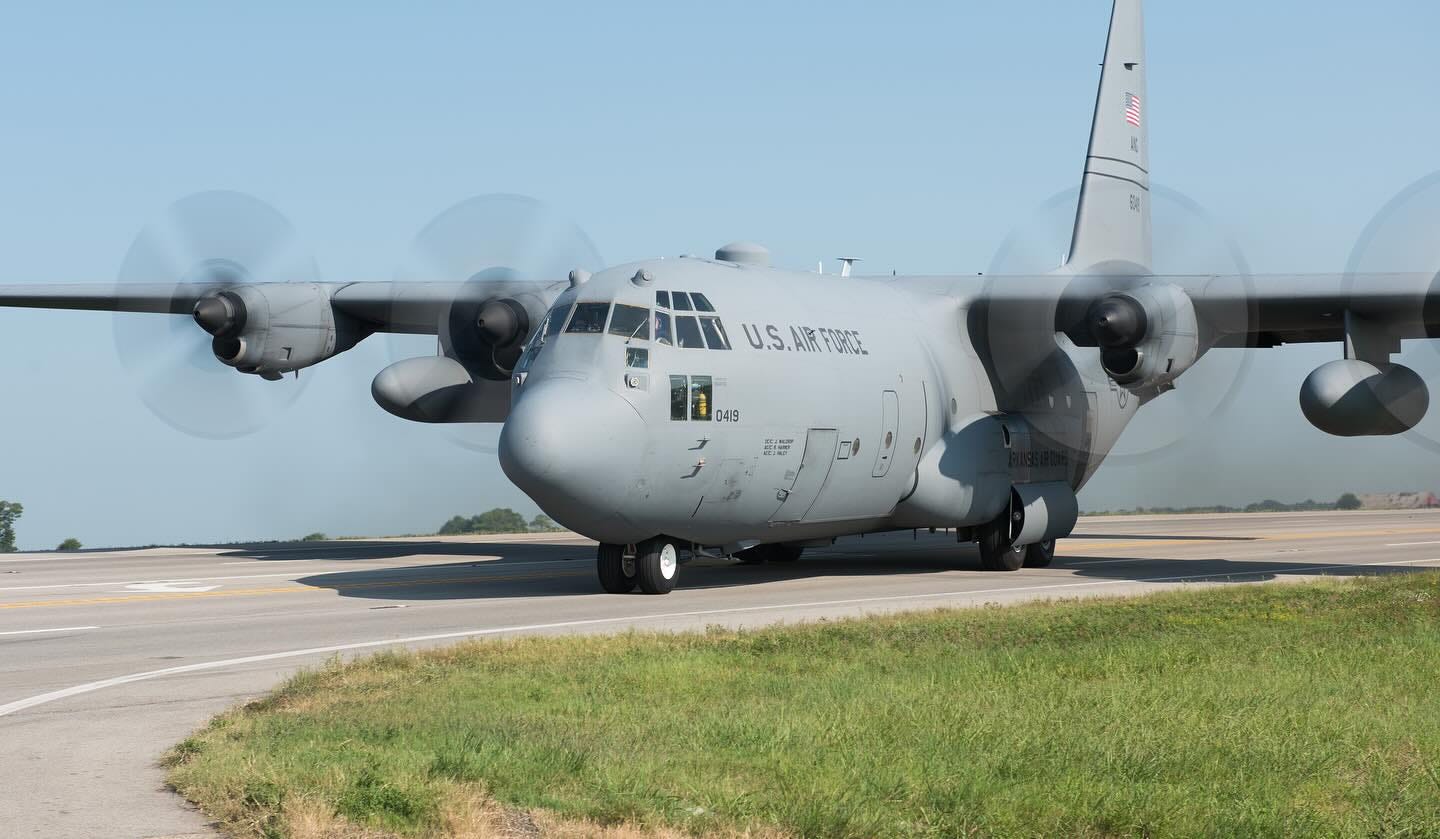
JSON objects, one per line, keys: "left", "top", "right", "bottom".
{"left": 499, "top": 256, "right": 1137, "bottom": 550}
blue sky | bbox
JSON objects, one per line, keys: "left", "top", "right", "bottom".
{"left": 1, "top": 1, "right": 1438, "bottom": 548}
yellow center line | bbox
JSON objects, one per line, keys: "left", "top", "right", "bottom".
{"left": 0, "top": 570, "right": 586, "bottom": 611}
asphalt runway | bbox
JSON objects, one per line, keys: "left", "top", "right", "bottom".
{"left": 3, "top": 509, "right": 1440, "bottom": 838}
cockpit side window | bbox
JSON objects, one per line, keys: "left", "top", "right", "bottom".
{"left": 544, "top": 303, "right": 573, "bottom": 339}
{"left": 699, "top": 317, "right": 731, "bottom": 350}
{"left": 654, "top": 311, "right": 673, "bottom": 346}
{"left": 655, "top": 290, "right": 671, "bottom": 309}
{"left": 565, "top": 302, "right": 610, "bottom": 334}
{"left": 671, "top": 292, "right": 694, "bottom": 312}
{"left": 690, "top": 375, "right": 713, "bottom": 421}
{"left": 608, "top": 304, "right": 650, "bottom": 340}
{"left": 691, "top": 292, "right": 716, "bottom": 313}
{"left": 675, "top": 315, "right": 704, "bottom": 348}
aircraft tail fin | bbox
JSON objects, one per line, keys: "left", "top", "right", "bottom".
{"left": 1067, "top": 0, "right": 1151, "bottom": 274}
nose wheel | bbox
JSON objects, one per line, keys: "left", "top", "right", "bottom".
{"left": 635, "top": 537, "right": 681, "bottom": 594}
{"left": 600, "top": 538, "right": 681, "bottom": 594}
{"left": 597, "top": 543, "right": 638, "bottom": 593}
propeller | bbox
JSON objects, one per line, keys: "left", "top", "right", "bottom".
{"left": 1343, "top": 171, "right": 1440, "bottom": 454}
{"left": 112, "top": 191, "right": 317, "bottom": 439}
{"left": 387, "top": 194, "right": 602, "bottom": 453}
{"left": 986, "top": 184, "right": 1256, "bottom": 465}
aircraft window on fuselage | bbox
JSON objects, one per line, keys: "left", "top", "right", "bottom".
{"left": 699, "top": 317, "right": 731, "bottom": 350}
{"left": 690, "top": 375, "right": 712, "bottom": 421}
{"left": 544, "top": 304, "right": 572, "bottom": 339}
{"left": 608, "top": 304, "right": 650, "bottom": 340}
{"left": 691, "top": 292, "right": 716, "bottom": 313}
{"left": 654, "top": 311, "right": 673, "bottom": 346}
{"left": 672, "top": 292, "right": 694, "bottom": 311}
{"left": 655, "top": 290, "right": 671, "bottom": 309}
{"left": 675, "top": 315, "right": 704, "bottom": 348}
{"left": 565, "top": 302, "right": 610, "bottom": 334}
{"left": 626, "top": 347, "right": 649, "bottom": 369}
{"left": 669, "top": 375, "right": 688, "bottom": 420}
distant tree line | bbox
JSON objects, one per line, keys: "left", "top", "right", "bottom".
{"left": 1096, "top": 493, "right": 1365, "bottom": 516}
{"left": 438, "top": 508, "right": 564, "bottom": 536}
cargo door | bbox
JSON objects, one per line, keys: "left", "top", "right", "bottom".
{"left": 770, "top": 429, "right": 839, "bottom": 523}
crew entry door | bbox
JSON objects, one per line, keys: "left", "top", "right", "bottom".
{"left": 871, "top": 390, "right": 899, "bottom": 477}
{"left": 770, "top": 429, "right": 839, "bottom": 523}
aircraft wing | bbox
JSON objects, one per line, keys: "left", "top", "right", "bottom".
{"left": 0, "top": 280, "right": 548, "bottom": 335}
{"left": 1180, "top": 273, "right": 1440, "bottom": 348}
{"left": 0, "top": 283, "right": 226, "bottom": 315}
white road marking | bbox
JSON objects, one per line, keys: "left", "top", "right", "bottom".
{"left": 1388, "top": 541, "right": 1440, "bottom": 547}
{"left": 121, "top": 582, "right": 221, "bottom": 594}
{"left": 0, "top": 626, "right": 98, "bottom": 637}
{"left": 3, "top": 555, "right": 1438, "bottom": 720}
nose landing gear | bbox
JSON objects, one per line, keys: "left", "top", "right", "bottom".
{"left": 597, "top": 543, "right": 638, "bottom": 593}
{"left": 597, "top": 537, "right": 681, "bottom": 594}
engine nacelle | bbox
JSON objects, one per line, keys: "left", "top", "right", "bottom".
{"left": 440, "top": 272, "right": 549, "bottom": 381}
{"left": 1299, "top": 359, "right": 1429, "bottom": 437}
{"left": 194, "top": 284, "right": 366, "bottom": 379}
{"left": 1087, "top": 283, "right": 1199, "bottom": 392}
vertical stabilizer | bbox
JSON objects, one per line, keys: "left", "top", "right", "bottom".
{"left": 1067, "top": 0, "right": 1151, "bottom": 274}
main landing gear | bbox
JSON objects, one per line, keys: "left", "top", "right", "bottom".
{"left": 976, "top": 509, "right": 1056, "bottom": 571}
{"left": 597, "top": 537, "right": 682, "bottom": 595}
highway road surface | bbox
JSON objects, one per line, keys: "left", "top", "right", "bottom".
{"left": 4, "top": 509, "right": 1440, "bottom": 837}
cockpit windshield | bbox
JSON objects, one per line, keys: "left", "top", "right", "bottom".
{"left": 566, "top": 302, "right": 610, "bottom": 334}
{"left": 608, "top": 304, "right": 650, "bottom": 341}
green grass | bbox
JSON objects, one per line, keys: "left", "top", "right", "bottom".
{"left": 167, "top": 574, "right": 1440, "bottom": 838}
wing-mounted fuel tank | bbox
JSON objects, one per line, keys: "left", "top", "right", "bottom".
{"left": 1081, "top": 283, "right": 1199, "bottom": 395}
{"left": 193, "top": 284, "right": 368, "bottom": 380}
{"left": 1299, "top": 359, "right": 1429, "bottom": 437}
{"left": 371, "top": 356, "right": 513, "bottom": 423}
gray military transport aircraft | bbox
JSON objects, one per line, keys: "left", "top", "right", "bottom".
{"left": 2, "top": 0, "right": 1436, "bottom": 594}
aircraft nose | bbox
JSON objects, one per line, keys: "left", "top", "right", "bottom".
{"left": 499, "top": 380, "right": 647, "bottom": 530}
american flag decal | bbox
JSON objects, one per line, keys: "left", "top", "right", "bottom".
{"left": 1124, "top": 92, "right": 1142, "bottom": 127}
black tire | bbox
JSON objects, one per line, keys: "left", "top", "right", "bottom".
{"left": 767, "top": 544, "right": 804, "bottom": 563}
{"left": 636, "top": 537, "right": 680, "bottom": 594}
{"left": 1023, "top": 539, "right": 1056, "bottom": 568}
{"left": 977, "top": 513, "right": 1025, "bottom": 572}
{"left": 597, "top": 543, "right": 637, "bottom": 593}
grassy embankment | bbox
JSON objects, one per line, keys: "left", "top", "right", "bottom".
{"left": 167, "top": 574, "right": 1440, "bottom": 838}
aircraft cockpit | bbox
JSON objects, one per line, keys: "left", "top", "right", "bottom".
{"left": 514, "top": 287, "right": 733, "bottom": 381}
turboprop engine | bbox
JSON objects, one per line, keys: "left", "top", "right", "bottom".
{"left": 1299, "top": 359, "right": 1429, "bottom": 437}
{"left": 192, "top": 284, "right": 367, "bottom": 380}
{"left": 371, "top": 281, "right": 549, "bottom": 424}
{"left": 1085, "top": 283, "right": 1199, "bottom": 393}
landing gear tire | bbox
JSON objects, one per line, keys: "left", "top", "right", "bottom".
{"left": 636, "top": 537, "right": 681, "bottom": 594}
{"left": 977, "top": 512, "right": 1025, "bottom": 572}
{"left": 1023, "top": 539, "right": 1057, "bottom": 568}
{"left": 597, "top": 543, "right": 637, "bottom": 593}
